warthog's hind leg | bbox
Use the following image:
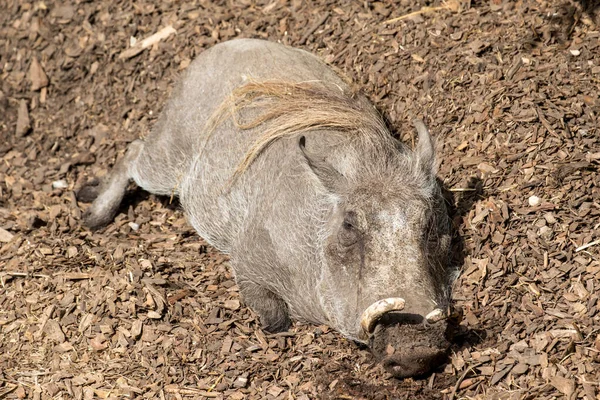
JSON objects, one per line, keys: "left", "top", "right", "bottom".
{"left": 238, "top": 279, "right": 291, "bottom": 333}
{"left": 79, "top": 140, "right": 144, "bottom": 229}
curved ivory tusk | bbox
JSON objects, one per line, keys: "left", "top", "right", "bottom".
{"left": 360, "top": 298, "right": 406, "bottom": 336}
{"left": 425, "top": 308, "right": 446, "bottom": 324}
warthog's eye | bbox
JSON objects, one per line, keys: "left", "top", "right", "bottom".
{"left": 339, "top": 212, "right": 360, "bottom": 247}
{"left": 342, "top": 219, "right": 353, "bottom": 230}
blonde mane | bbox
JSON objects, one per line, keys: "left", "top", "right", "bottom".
{"left": 202, "top": 79, "right": 389, "bottom": 184}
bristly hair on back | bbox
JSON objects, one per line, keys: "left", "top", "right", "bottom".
{"left": 201, "top": 79, "right": 391, "bottom": 185}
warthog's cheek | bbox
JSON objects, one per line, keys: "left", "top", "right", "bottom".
{"left": 370, "top": 321, "right": 450, "bottom": 379}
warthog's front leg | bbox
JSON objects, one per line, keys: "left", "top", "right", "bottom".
{"left": 237, "top": 278, "right": 291, "bottom": 333}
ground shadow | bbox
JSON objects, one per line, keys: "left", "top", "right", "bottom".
{"left": 119, "top": 185, "right": 150, "bottom": 215}
{"left": 119, "top": 183, "right": 183, "bottom": 215}
{"left": 442, "top": 175, "right": 484, "bottom": 276}
{"left": 76, "top": 178, "right": 183, "bottom": 229}
{"left": 439, "top": 176, "right": 487, "bottom": 365}
{"left": 526, "top": 0, "right": 600, "bottom": 47}
{"left": 574, "top": 0, "right": 600, "bottom": 13}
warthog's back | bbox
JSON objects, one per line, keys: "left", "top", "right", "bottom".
{"left": 141, "top": 39, "right": 349, "bottom": 186}
{"left": 139, "top": 39, "right": 357, "bottom": 252}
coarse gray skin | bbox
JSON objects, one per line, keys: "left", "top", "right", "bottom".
{"left": 82, "top": 39, "right": 456, "bottom": 378}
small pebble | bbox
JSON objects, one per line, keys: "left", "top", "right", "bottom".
{"left": 450, "top": 31, "right": 462, "bottom": 41}
{"left": 52, "top": 180, "right": 68, "bottom": 189}
{"left": 233, "top": 376, "right": 248, "bottom": 388}
{"left": 528, "top": 195, "right": 540, "bottom": 207}
{"left": 539, "top": 225, "right": 553, "bottom": 240}
{"left": 128, "top": 222, "right": 140, "bottom": 231}
{"left": 223, "top": 299, "right": 240, "bottom": 310}
{"left": 570, "top": 49, "right": 580, "bottom": 56}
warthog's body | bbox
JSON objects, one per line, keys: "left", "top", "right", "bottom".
{"left": 82, "top": 39, "right": 457, "bottom": 378}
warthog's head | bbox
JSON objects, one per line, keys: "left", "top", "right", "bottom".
{"left": 300, "top": 120, "right": 458, "bottom": 378}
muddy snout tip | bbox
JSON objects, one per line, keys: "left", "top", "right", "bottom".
{"left": 360, "top": 297, "right": 406, "bottom": 338}
{"left": 363, "top": 302, "right": 460, "bottom": 378}
{"left": 382, "top": 346, "right": 447, "bottom": 379}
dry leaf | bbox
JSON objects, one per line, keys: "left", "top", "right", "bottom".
{"left": 551, "top": 376, "right": 575, "bottom": 396}
{"left": 29, "top": 57, "right": 49, "bottom": 91}
{"left": 16, "top": 99, "right": 31, "bottom": 136}
{"left": 44, "top": 320, "right": 66, "bottom": 343}
{"left": 15, "top": 385, "right": 26, "bottom": 399}
{"left": 131, "top": 320, "right": 143, "bottom": 338}
{"left": 90, "top": 334, "right": 108, "bottom": 351}
{"left": 0, "top": 227, "right": 14, "bottom": 243}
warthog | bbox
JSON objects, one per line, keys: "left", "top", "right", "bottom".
{"left": 80, "top": 39, "right": 459, "bottom": 378}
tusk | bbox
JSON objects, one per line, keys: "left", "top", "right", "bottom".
{"left": 425, "top": 308, "right": 446, "bottom": 324}
{"left": 360, "top": 298, "right": 406, "bottom": 336}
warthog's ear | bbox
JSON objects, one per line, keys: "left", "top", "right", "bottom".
{"left": 299, "top": 136, "right": 347, "bottom": 193}
{"left": 413, "top": 119, "right": 436, "bottom": 175}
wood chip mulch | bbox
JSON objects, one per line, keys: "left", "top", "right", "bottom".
{"left": 1, "top": 0, "right": 599, "bottom": 399}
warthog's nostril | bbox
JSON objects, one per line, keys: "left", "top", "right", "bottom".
{"left": 382, "top": 348, "right": 446, "bottom": 378}
{"left": 382, "top": 357, "right": 413, "bottom": 379}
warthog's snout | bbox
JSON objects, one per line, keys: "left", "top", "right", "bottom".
{"left": 381, "top": 343, "right": 447, "bottom": 379}
{"left": 367, "top": 306, "right": 455, "bottom": 379}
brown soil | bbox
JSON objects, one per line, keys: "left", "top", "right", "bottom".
{"left": 1, "top": 0, "right": 600, "bottom": 399}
